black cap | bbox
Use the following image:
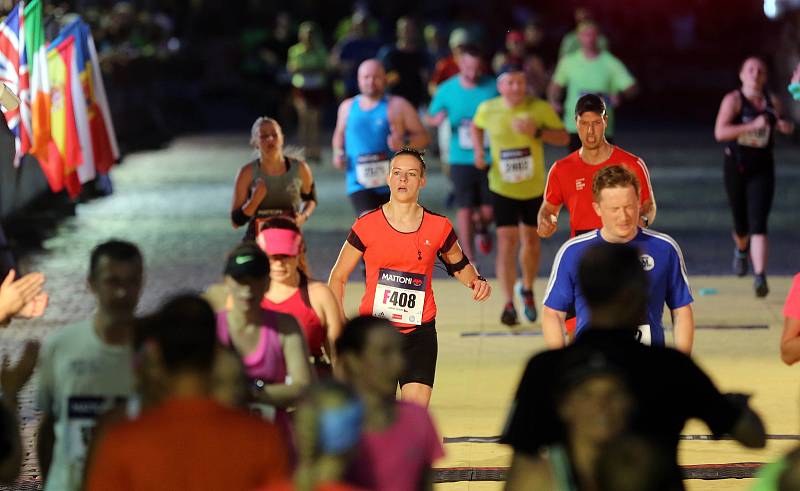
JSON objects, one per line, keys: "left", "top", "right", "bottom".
{"left": 224, "top": 242, "right": 269, "bottom": 280}
{"left": 575, "top": 93, "right": 607, "bottom": 117}
{"left": 497, "top": 63, "right": 524, "bottom": 79}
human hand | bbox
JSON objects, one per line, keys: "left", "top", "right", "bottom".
{"left": 0, "top": 270, "right": 45, "bottom": 322}
{"left": 537, "top": 214, "right": 557, "bottom": 238}
{"left": 294, "top": 212, "right": 308, "bottom": 227}
{"left": 1, "top": 341, "right": 39, "bottom": 399}
{"left": 15, "top": 292, "right": 48, "bottom": 319}
{"left": 511, "top": 116, "right": 538, "bottom": 137}
{"left": 474, "top": 151, "right": 488, "bottom": 170}
{"left": 750, "top": 114, "right": 768, "bottom": 131}
{"left": 777, "top": 119, "right": 794, "bottom": 134}
{"left": 333, "top": 153, "right": 347, "bottom": 171}
{"left": 471, "top": 277, "right": 491, "bottom": 301}
{"left": 251, "top": 178, "right": 267, "bottom": 203}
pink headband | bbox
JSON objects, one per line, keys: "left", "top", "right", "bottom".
{"left": 256, "top": 228, "right": 302, "bottom": 256}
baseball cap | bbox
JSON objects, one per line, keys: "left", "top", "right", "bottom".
{"left": 505, "top": 30, "right": 524, "bottom": 43}
{"left": 224, "top": 243, "right": 269, "bottom": 280}
{"left": 575, "top": 93, "right": 607, "bottom": 117}
{"left": 256, "top": 228, "right": 302, "bottom": 256}
{"left": 449, "top": 28, "right": 470, "bottom": 49}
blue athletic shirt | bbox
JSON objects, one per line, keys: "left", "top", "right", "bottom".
{"left": 428, "top": 75, "right": 498, "bottom": 165}
{"left": 344, "top": 95, "right": 392, "bottom": 195}
{"left": 543, "top": 228, "right": 693, "bottom": 346}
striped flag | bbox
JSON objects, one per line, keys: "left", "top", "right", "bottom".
{"left": 47, "top": 34, "right": 81, "bottom": 196}
{"left": 0, "top": 3, "right": 31, "bottom": 165}
{"left": 24, "top": 0, "right": 51, "bottom": 171}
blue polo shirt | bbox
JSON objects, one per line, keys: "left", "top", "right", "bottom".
{"left": 543, "top": 228, "right": 693, "bottom": 346}
{"left": 428, "top": 75, "right": 498, "bottom": 165}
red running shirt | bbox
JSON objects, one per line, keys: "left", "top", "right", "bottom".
{"left": 544, "top": 146, "right": 654, "bottom": 236}
{"left": 347, "top": 208, "right": 457, "bottom": 332}
{"left": 262, "top": 287, "right": 325, "bottom": 357}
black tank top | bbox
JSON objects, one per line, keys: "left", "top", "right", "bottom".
{"left": 727, "top": 89, "right": 775, "bottom": 159}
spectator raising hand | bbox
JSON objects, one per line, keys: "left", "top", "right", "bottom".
{"left": 0, "top": 270, "right": 47, "bottom": 323}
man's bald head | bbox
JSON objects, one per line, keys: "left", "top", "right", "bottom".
{"left": 358, "top": 59, "right": 386, "bottom": 98}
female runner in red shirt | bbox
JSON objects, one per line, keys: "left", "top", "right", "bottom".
{"left": 328, "top": 148, "right": 491, "bottom": 407}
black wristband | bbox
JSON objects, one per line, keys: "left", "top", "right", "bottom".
{"left": 231, "top": 207, "right": 250, "bottom": 226}
{"left": 475, "top": 275, "right": 487, "bottom": 282}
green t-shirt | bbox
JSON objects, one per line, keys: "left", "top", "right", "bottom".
{"left": 552, "top": 50, "right": 635, "bottom": 136}
{"left": 558, "top": 30, "right": 609, "bottom": 59}
{"left": 287, "top": 43, "right": 328, "bottom": 89}
{"left": 473, "top": 96, "right": 564, "bottom": 200}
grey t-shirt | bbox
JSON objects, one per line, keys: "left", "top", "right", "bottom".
{"left": 35, "top": 319, "right": 133, "bottom": 491}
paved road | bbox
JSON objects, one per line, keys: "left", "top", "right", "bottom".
{"left": 1, "top": 125, "right": 798, "bottom": 488}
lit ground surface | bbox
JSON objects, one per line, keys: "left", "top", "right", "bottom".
{"left": 1, "top": 127, "right": 798, "bottom": 489}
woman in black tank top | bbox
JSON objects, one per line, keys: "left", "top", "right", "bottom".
{"left": 714, "top": 57, "right": 794, "bottom": 297}
{"left": 230, "top": 117, "right": 318, "bottom": 241}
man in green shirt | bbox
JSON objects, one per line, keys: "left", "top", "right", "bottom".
{"left": 548, "top": 21, "right": 637, "bottom": 152}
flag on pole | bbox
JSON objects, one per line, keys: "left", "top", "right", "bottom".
{"left": 0, "top": 3, "right": 31, "bottom": 165}
{"left": 47, "top": 34, "right": 81, "bottom": 196}
{"left": 24, "top": 0, "right": 52, "bottom": 171}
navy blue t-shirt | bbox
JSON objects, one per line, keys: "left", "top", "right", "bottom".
{"left": 544, "top": 228, "right": 693, "bottom": 346}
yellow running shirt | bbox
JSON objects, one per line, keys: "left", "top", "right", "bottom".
{"left": 473, "top": 96, "right": 563, "bottom": 200}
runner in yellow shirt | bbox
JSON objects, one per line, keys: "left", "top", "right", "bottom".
{"left": 472, "top": 64, "right": 568, "bottom": 326}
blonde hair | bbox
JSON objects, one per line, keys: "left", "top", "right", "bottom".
{"left": 250, "top": 117, "right": 305, "bottom": 161}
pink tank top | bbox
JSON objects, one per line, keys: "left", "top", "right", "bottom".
{"left": 216, "top": 310, "right": 287, "bottom": 383}
{"left": 261, "top": 287, "right": 325, "bottom": 357}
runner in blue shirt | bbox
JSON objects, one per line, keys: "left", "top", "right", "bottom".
{"left": 427, "top": 45, "right": 498, "bottom": 260}
{"left": 542, "top": 165, "right": 695, "bottom": 353}
{"left": 332, "top": 59, "right": 429, "bottom": 217}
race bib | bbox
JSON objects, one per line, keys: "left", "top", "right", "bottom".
{"left": 65, "top": 396, "right": 125, "bottom": 462}
{"left": 499, "top": 148, "right": 534, "bottom": 183}
{"left": 635, "top": 324, "right": 652, "bottom": 346}
{"left": 737, "top": 117, "right": 770, "bottom": 148}
{"left": 457, "top": 119, "right": 489, "bottom": 150}
{"left": 372, "top": 268, "right": 426, "bottom": 325}
{"left": 356, "top": 153, "right": 390, "bottom": 189}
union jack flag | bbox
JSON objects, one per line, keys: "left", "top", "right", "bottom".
{"left": 0, "top": 3, "right": 31, "bottom": 165}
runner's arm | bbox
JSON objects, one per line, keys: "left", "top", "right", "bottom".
{"left": 781, "top": 316, "right": 800, "bottom": 365}
{"left": 397, "top": 98, "right": 430, "bottom": 149}
{"left": 539, "top": 127, "right": 569, "bottom": 146}
{"left": 771, "top": 94, "right": 795, "bottom": 135}
{"left": 471, "top": 125, "right": 488, "bottom": 169}
{"left": 296, "top": 162, "right": 317, "bottom": 225}
{"left": 547, "top": 82, "right": 564, "bottom": 113}
{"left": 714, "top": 92, "right": 761, "bottom": 141}
{"left": 424, "top": 110, "right": 447, "bottom": 127}
{"left": 231, "top": 165, "right": 261, "bottom": 228}
{"left": 312, "top": 282, "right": 344, "bottom": 363}
{"left": 641, "top": 197, "right": 656, "bottom": 226}
{"left": 537, "top": 201, "right": 562, "bottom": 238}
{"left": 332, "top": 100, "right": 352, "bottom": 169}
{"left": 328, "top": 242, "right": 363, "bottom": 319}
{"left": 541, "top": 306, "right": 567, "bottom": 349}
{"left": 671, "top": 304, "right": 694, "bottom": 355}
{"left": 258, "top": 315, "right": 314, "bottom": 407}
{"left": 441, "top": 242, "right": 490, "bottom": 301}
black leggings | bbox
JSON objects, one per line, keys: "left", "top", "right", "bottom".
{"left": 723, "top": 154, "right": 774, "bottom": 236}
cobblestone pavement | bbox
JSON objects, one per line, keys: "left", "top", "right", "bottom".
{"left": 2, "top": 126, "right": 799, "bottom": 488}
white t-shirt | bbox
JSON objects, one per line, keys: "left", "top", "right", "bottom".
{"left": 35, "top": 320, "right": 133, "bottom": 491}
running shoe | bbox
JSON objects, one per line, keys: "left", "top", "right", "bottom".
{"left": 732, "top": 248, "right": 748, "bottom": 277}
{"left": 515, "top": 282, "right": 538, "bottom": 322}
{"left": 754, "top": 273, "right": 769, "bottom": 298}
{"left": 476, "top": 231, "right": 493, "bottom": 255}
{"left": 500, "top": 302, "right": 519, "bottom": 326}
